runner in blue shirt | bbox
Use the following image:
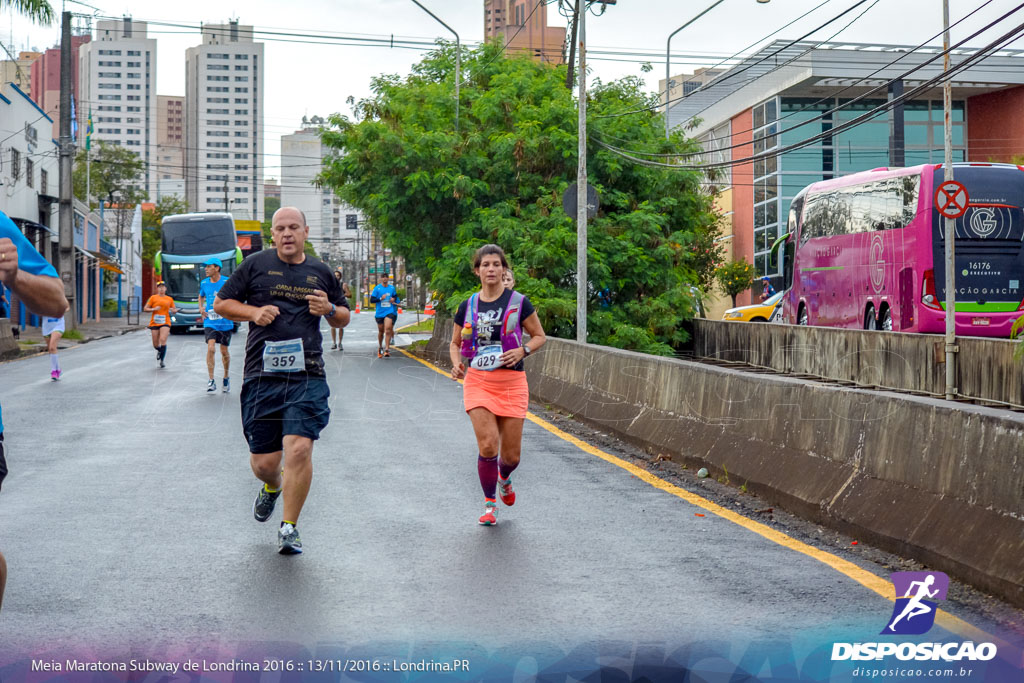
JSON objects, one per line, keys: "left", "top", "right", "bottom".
{"left": 198, "top": 257, "right": 234, "bottom": 393}
{"left": 0, "top": 208, "right": 68, "bottom": 612}
{"left": 370, "top": 273, "right": 399, "bottom": 358}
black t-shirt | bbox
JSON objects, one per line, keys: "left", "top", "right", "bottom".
{"left": 454, "top": 289, "right": 535, "bottom": 372}
{"left": 217, "top": 250, "right": 348, "bottom": 378}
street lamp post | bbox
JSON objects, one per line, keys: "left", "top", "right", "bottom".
{"left": 665, "top": 0, "right": 770, "bottom": 139}
{"left": 411, "top": 0, "right": 460, "bottom": 133}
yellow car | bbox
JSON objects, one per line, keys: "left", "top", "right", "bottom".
{"left": 722, "top": 290, "right": 784, "bottom": 322}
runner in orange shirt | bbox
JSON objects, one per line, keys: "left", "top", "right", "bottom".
{"left": 144, "top": 281, "right": 177, "bottom": 368}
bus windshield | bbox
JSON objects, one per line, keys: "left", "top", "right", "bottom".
{"left": 162, "top": 259, "right": 238, "bottom": 301}
{"left": 161, "top": 215, "right": 236, "bottom": 255}
{"left": 932, "top": 166, "right": 1024, "bottom": 307}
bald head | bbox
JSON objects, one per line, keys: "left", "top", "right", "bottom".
{"left": 272, "top": 206, "right": 307, "bottom": 227}
{"left": 270, "top": 205, "right": 310, "bottom": 263}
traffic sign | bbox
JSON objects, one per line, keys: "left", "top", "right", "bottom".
{"left": 563, "top": 182, "right": 600, "bottom": 220}
{"left": 934, "top": 180, "right": 969, "bottom": 219}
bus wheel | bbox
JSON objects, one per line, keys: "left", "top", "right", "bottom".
{"left": 798, "top": 304, "right": 808, "bottom": 326}
{"left": 864, "top": 305, "right": 878, "bottom": 330}
{"left": 879, "top": 307, "right": 892, "bottom": 331}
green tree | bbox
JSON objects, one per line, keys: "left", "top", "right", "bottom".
{"left": 1, "top": 0, "right": 53, "bottom": 24}
{"left": 141, "top": 195, "right": 189, "bottom": 261}
{"left": 319, "top": 41, "right": 719, "bottom": 354}
{"left": 73, "top": 140, "right": 147, "bottom": 208}
{"left": 714, "top": 258, "right": 757, "bottom": 308}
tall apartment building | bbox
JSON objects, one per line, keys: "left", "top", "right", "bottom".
{"left": 185, "top": 21, "right": 264, "bottom": 220}
{"left": 659, "top": 68, "right": 724, "bottom": 112}
{"left": 78, "top": 19, "right": 157, "bottom": 198}
{"left": 1, "top": 51, "right": 41, "bottom": 95}
{"left": 29, "top": 35, "right": 90, "bottom": 138}
{"left": 156, "top": 95, "right": 185, "bottom": 200}
{"left": 281, "top": 118, "right": 362, "bottom": 261}
{"left": 484, "top": 1, "right": 565, "bottom": 64}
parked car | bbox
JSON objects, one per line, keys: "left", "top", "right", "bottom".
{"left": 722, "top": 290, "right": 784, "bottom": 323}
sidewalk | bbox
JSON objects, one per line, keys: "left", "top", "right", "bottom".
{"left": 13, "top": 316, "right": 146, "bottom": 352}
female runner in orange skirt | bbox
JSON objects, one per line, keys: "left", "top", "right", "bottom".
{"left": 450, "top": 244, "right": 546, "bottom": 525}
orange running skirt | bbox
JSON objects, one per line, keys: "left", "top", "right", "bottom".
{"left": 463, "top": 368, "right": 529, "bottom": 418}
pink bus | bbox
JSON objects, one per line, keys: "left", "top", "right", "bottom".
{"left": 770, "top": 163, "right": 1024, "bottom": 337}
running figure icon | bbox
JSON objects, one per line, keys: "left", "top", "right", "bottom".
{"left": 887, "top": 575, "right": 939, "bottom": 632}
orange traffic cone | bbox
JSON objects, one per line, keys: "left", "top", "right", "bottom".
{"left": 398, "top": 306, "right": 403, "bottom": 314}
{"left": 424, "top": 301, "right": 435, "bottom": 315}
{"left": 355, "top": 300, "right": 361, "bottom": 314}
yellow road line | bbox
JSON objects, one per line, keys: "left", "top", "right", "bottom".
{"left": 395, "top": 346, "right": 1004, "bottom": 646}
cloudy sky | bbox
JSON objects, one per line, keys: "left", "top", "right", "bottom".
{"left": 5, "top": 0, "right": 1024, "bottom": 179}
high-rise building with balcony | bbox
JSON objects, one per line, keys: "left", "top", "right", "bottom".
{"left": 78, "top": 18, "right": 157, "bottom": 198}
{"left": 484, "top": 1, "right": 565, "bottom": 64}
{"left": 156, "top": 95, "right": 185, "bottom": 201}
{"left": 185, "top": 21, "right": 264, "bottom": 220}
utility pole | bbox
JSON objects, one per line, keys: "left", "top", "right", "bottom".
{"left": 58, "top": 11, "right": 77, "bottom": 329}
{"left": 942, "top": 0, "right": 957, "bottom": 400}
{"left": 576, "top": 0, "right": 587, "bottom": 343}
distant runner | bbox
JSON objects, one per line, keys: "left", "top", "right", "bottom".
{"left": 371, "top": 273, "right": 399, "bottom": 358}
{"left": 144, "top": 281, "right": 176, "bottom": 368}
{"left": 214, "top": 207, "right": 350, "bottom": 554}
{"left": 43, "top": 313, "right": 67, "bottom": 380}
{"left": 450, "top": 244, "right": 546, "bottom": 525}
{"left": 330, "top": 268, "right": 352, "bottom": 350}
{"left": 198, "top": 257, "right": 233, "bottom": 392}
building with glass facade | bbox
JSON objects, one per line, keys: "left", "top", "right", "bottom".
{"left": 670, "top": 40, "right": 1024, "bottom": 309}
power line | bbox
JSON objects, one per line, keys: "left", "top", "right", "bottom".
{"left": 601, "top": 3, "right": 1024, "bottom": 163}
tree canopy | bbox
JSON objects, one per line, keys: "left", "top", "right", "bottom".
{"left": 73, "top": 140, "right": 147, "bottom": 208}
{"left": 319, "top": 41, "right": 721, "bottom": 354}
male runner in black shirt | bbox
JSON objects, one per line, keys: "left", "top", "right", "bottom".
{"left": 215, "top": 206, "right": 350, "bottom": 554}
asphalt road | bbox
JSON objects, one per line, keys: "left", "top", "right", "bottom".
{"left": 0, "top": 313, "right": 1021, "bottom": 679}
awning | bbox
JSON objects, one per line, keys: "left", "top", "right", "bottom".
{"left": 10, "top": 217, "right": 55, "bottom": 235}
{"left": 85, "top": 247, "right": 125, "bottom": 274}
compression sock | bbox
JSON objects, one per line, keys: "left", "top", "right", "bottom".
{"left": 264, "top": 483, "right": 280, "bottom": 493}
{"left": 159, "top": 345, "right": 167, "bottom": 360}
{"left": 50, "top": 354, "right": 60, "bottom": 372}
{"left": 478, "top": 454, "right": 498, "bottom": 499}
{"left": 498, "top": 457, "right": 518, "bottom": 481}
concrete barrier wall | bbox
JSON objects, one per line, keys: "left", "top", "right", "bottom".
{"left": 0, "top": 318, "right": 17, "bottom": 359}
{"left": 421, "top": 321, "right": 1024, "bottom": 605}
{"left": 693, "top": 319, "right": 1024, "bottom": 407}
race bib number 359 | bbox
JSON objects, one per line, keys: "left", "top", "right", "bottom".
{"left": 263, "top": 338, "right": 304, "bottom": 373}
{"left": 470, "top": 344, "right": 503, "bottom": 371}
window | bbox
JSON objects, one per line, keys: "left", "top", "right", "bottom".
{"left": 234, "top": 109, "right": 248, "bottom": 115}
{"left": 207, "top": 142, "right": 229, "bottom": 148}
{"left": 127, "top": 95, "right": 140, "bottom": 101}
{"left": 234, "top": 120, "right": 247, "bottom": 126}
{"left": 207, "top": 97, "right": 229, "bottom": 103}
{"left": 233, "top": 132, "right": 246, "bottom": 138}
{"left": 127, "top": 61, "right": 140, "bottom": 67}
{"left": 208, "top": 64, "right": 229, "bottom": 71}
{"left": 126, "top": 106, "right": 140, "bottom": 112}
{"left": 752, "top": 98, "right": 780, "bottom": 276}
{"left": 40, "top": 169, "right": 48, "bottom": 194}
{"left": 234, "top": 175, "right": 247, "bottom": 181}
{"left": 234, "top": 164, "right": 249, "bottom": 170}
{"left": 126, "top": 84, "right": 140, "bottom": 90}
{"left": 209, "top": 131, "right": 229, "bottom": 137}
{"left": 234, "top": 65, "right": 248, "bottom": 71}
{"left": 234, "top": 187, "right": 248, "bottom": 193}
{"left": 207, "top": 87, "right": 229, "bottom": 92}
{"left": 234, "top": 54, "right": 248, "bottom": 59}
{"left": 207, "top": 75, "right": 229, "bottom": 81}
{"left": 25, "top": 158, "right": 34, "bottom": 187}
{"left": 98, "top": 94, "right": 120, "bottom": 100}
{"left": 209, "top": 120, "right": 230, "bottom": 126}
{"left": 209, "top": 53, "right": 229, "bottom": 59}
{"left": 207, "top": 108, "right": 229, "bottom": 114}
{"left": 127, "top": 72, "right": 141, "bottom": 79}
{"left": 98, "top": 49, "right": 122, "bottom": 56}
{"left": 98, "top": 83, "right": 121, "bottom": 89}
{"left": 126, "top": 140, "right": 140, "bottom": 146}
{"left": 235, "top": 98, "right": 248, "bottom": 104}
{"left": 234, "top": 153, "right": 247, "bottom": 159}
{"left": 127, "top": 50, "right": 140, "bottom": 56}
{"left": 235, "top": 87, "right": 248, "bottom": 93}
{"left": 234, "top": 76, "right": 248, "bottom": 82}
{"left": 98, "top": 61, "right": 121, "bottom": 67}
{"left": 98, "top": 105, "right": 121, "bottom": 111}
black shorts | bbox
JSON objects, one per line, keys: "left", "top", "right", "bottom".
{"left": 148, "top": 324, "right": 170, "bottom": 330}
{"left": 0, "top": 432, "right": 6, "bottom": 494}
{"left": 204, "top": 328, "right": 232, "bottom": 346}
{"left": 376, "top": 313, "right": 398, "bottom": 325}
{"left": 240, "top": 376, "right": 330, "bottom": 454}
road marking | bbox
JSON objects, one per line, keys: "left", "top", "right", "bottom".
{"left": 394, "top": 346, "right": 1004, "bottom": 646}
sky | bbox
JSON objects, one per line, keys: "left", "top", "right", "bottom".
{"left": 4, "top": 0, "right": 1024, "bottom": 181}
